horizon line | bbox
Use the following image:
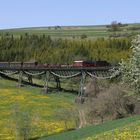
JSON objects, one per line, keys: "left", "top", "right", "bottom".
{"left": 0, "top": 22, "right": 140, "bottom": 30}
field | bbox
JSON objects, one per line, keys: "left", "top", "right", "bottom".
{"left": 0, "top": 78, "right": 76, "bottom": 140}
{"left": 0, "top": 77, "right": 140, "bottom": 140}
{"left": 0, "top": 23, "right": 140, "bottom": 39}
{"left": 39, "top": 115, "right": 140, "bottom": 140}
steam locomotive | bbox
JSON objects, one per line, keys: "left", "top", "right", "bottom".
{"left": 0, "top": 60, "right": 111, "bottom": 69}
{"left": 73, "top": 60, "right": 111, "bottom": 67}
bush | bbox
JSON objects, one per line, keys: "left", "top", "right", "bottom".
{"left": 55, "top": 108, "right": 80, "bottom": 130}
{"left": 80, "top": 34, "right": 87, "bottom": 39}
{"left": 84, "top": 84, "right": 136, "bottom": 124}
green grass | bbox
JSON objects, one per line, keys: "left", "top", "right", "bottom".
{"left": 0, "top": 78, "right": 76, "bottom": 139}
{"left": 0, "top": 78, "right": 140, "bottom": 140}
{"left": 0, "top": 23, "right": 140, "bottom": 39}
{"left": 38, "top": 115, "right": 140, "bottom": 140}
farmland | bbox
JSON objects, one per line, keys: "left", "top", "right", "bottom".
{"left": 39, "top": 115, "right": 140, "bottom": 140}
{"left": 0, "top": 23, "right": 140, "bottom": 39}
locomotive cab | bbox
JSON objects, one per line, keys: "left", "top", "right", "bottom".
{"left": 73, "top": 60, "right": 111, "bottom": 67}
{"left": 73, "top": 60, "right": 84, "bottom": 67}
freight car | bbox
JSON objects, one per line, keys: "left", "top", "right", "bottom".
{"left": 0, "top": 61, "right": 38, "bottom": 69}
{"left": 22, "top": 61, "right": 38, "bottom": 68}
{"left": 10, "top": 62, "right": 22, "bottom": 68}
{"left": 0, "top": 62, "right": 10, "bottom": 68}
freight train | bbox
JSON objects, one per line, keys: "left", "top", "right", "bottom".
{"left": 0, "top": 60, "right": 111, "bottom": 69}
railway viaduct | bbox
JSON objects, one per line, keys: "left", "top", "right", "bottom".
{"left": 0, "top": 66, "right": 115, "bottom": 99}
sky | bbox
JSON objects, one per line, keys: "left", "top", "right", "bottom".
{"left": 0, "top": 0, "right": 140, "bottom": 29}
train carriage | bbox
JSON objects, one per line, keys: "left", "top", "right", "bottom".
{"left": 22, "top": 61, "right": 38, "bottom": 68}
{"left": 0, "top": 62, "right": 10, "bottom": 68}
{"left": 9, "top": 62, "right": 22, "bottom": 68}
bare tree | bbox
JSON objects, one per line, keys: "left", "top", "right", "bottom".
{"left": 55, "top": 108, "right": 80, "bottom": 130}
{"left": 84, "top": 84, "right": 136, "bottom": 124}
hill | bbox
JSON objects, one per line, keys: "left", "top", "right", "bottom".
{"left": 0, "top": 23, "right": 140, "bottom": 39}
{"left": 0, "top": 78, "right": 76, "bottom": 139}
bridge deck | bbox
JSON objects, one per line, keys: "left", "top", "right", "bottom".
{"left": 0, "top": 67, "right": 112, "bottom": 71}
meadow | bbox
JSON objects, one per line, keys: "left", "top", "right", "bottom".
{"left": 0, "top": 75, "right": 140, "bottom": 140}
{"left": 0, "top": 78, "right": 76, "bottom": 139}
{"left": 40, "top": 115, "right": 140, "bottom": 140}
{"left": 87, "top": 120, "right": 140, "bottom": 140}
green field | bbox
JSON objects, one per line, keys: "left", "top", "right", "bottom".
{"left": 0, "top": 23, "right": 140, "bottom": 39}
{"left": 0, "top": 78, "right": 76, "bottom": 139}
{"left": 0, "top": 78, "right": 140, "bottom": 140}
{"left": 39, "top": 115, "right": 140, "bottom": 140}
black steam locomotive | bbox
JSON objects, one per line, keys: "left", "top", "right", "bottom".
{"left": 73, "top": 60, "right": 111, "bottom": 67}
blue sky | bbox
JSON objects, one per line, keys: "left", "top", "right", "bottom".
{"left": 0, "top": 0, "right": 140, "bottom": 29}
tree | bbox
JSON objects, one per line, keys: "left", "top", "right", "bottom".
{"left": 107, "top": 21, "right": 120, "bottom": 32}
{"left": 119, "top": 35, "right": 140, "bottom": 95}
{"left": 80, "top": 34, "right": 87, "bottom": 39}
{"left": 85, "top": 84, "right": 135, "bottom": 124}
{"left": 55, "top": 108, "right": 80, "bottom": 130}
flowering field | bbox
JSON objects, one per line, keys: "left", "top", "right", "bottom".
{"left": 42, "top": 115, "right": 140, "bottom": 140}
{"left": 0, "top": 79, "right": 76, "bottom": 140}
{"left": 85, "top": 120, "right": 140, "bottom": 140}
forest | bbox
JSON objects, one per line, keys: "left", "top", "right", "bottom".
{"left": 0, "top": 34, "right": 132, "bottom": 65}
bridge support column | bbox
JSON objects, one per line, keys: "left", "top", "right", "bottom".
{"left": 42, "top": 71, "right": 50, "bottom": 93}
{"left": 17, "top": 71, "right": 23, "bottom": 87}
{"left": 28, "top": 75, "right": 33, "bottom": 84}
{"left": 75, "top": 72, "right": 86, "bottom": 104}
{"left": 92, "top": 77, "right": 99, "bottom": 97}
{"left": 79, "top": 72, "right": 86, "bottom": 97}
{"left": 55, "top": 76, "right": 61, "bottom": 91}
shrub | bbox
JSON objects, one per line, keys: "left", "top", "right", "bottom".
{"left": 84, "top": 84, "right": 136, "bottom": 124}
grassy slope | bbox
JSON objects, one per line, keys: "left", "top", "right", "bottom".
{"left": 0, "top": 23, "right": 140, "bottom": 38}
{"left": 38, "top": 115, "right": 140, "bottom": 140}
{"left": 0, "top": 78, "right": 76, "bottom": 139}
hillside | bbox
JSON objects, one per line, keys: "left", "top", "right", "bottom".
{"left": 0, "top": 78, "right": 76, "bottom": 139}
{"left": 0, "top": 23, "right": 140, "bottom": 39}
{"left": 38, "top": 115, "right": 140, "bottom": 140}
{"left": 0, "top": 33, "right": 132, "bottom": 64}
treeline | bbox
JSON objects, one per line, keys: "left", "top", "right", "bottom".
{"left": 0, "top": 34, "right": 132, "bottom": 64}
